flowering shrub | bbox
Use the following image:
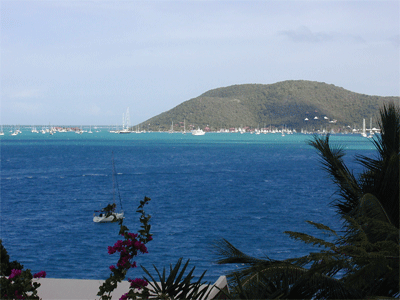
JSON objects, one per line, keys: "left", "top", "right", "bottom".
{"left": 97, "top": 196, "right": 152, "bottom": 300}
{"left": 0, "top": 240, "right": 46, "bottom": 300}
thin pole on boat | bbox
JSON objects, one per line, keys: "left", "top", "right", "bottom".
{"left": 112, "top": 152, "right": 123, "bottom": 210}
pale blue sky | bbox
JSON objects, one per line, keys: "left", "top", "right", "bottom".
{"left": 1, "top": 0, "right": 399, "bottom": 125}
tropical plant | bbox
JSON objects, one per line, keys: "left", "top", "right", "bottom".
{"left": 139, "top": 258, "right": 212, "bottom": 300}
{"left": 214, "top": 102, "right": 399, "bottom": 299}
{"left": 0, "top": 240, "right": 46, "bottom": 300}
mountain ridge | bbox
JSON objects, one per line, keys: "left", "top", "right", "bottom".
{"left": 137, "top": 80, "right": 398, "bottom": 132}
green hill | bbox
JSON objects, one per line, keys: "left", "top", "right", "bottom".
{"left": 137, "top": 80, "right": 398, "bottom": 132}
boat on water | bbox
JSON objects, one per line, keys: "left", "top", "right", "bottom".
{"left": 192, "top": 127, "right": 205, "bottom": 136}
{"left": 118, "top": 128, "right": 132, "bottom": 134}
{"left": 93, "top": 210, "right": 124, "bottom": 223}
{"left": 93, "top": 154, "right": 124, "bottom": 223}
{"left": 361, "top": 118, "right": 367, "bottom": 137}
{"left": 118, "top": 107, "right": 131, "bottom": 134}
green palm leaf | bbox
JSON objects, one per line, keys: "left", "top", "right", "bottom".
{"left": 308, "top": 134, "right": 361, "bottom": 215}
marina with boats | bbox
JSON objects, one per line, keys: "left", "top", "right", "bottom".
{"left": 0, "top": 118, "right": 381, "bottom": 137}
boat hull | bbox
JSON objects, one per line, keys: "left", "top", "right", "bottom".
{"left": 93, "top": 212, "right": 124, "bottom": 223}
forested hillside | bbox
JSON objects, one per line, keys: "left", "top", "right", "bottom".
{"left": 138, "top": 80, "right": 398, "bottom": 132}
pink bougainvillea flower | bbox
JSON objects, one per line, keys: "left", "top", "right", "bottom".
{"left": 119, "top": 292, "right": 128, "bottom": 300}
{"left": 9, "top": 269, "right": 22, "bottom": 279}
{"left": 139, "top": 244, "right": 147, "bottom": 254}
{"left": 128, "top": 233, "right": 138, "bottom": 239}
{"left": 33, "top": 271, "right": 46, "bottom": 278}
{"left": 128, "top": 278, "right": 148, "bottom": 290}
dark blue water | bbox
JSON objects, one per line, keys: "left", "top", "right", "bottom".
{"left": 0, "top": 131, "right": 376, "bottom": 282}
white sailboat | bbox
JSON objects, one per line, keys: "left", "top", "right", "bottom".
{"left": 11, "top": 126, "right": 19, "bottom": 136}
{"left": 361, "top": 119, "right": 367, "bottom": 137}
{"left": 118, "top": 107, "right": 132, "bottom": 133}
{"left": 93, "top": 154, "right": 124, "bottom": 223}
{"left": 0, "top": 125, "right": 4, "bottom": 136}
{"left": 183, "top": 119, "right": 187, "bottom": 134}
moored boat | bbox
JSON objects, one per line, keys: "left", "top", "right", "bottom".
{"left": 93, "top": 153, "right": 124, "bottom": 223}
{"left": 192, "top": 127, "right": 205, "bottom": 135}
{"left": 93, "top": 211, "right": 124, "bottom": 223}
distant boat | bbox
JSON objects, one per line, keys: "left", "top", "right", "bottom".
{"left": 93, "top": 153, "right": 124, "bottom": 223}
{"left": 183, "top": 119, "right": 187, "bottom": 134}
{"left": 118, "top": 107, "right": 131, "bottom": 133}
{"left": 11, "top": 126, "right": 19, "bottom": 136}
{"left": 118, "top": 128, "right": 131, "bottom": 134}
{"left": 192, "top": 127, "right": 205, "bottom": 136}
{"left": 361, "top": 119, "right": 367, "bottom": 137}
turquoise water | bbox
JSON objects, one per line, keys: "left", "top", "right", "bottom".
{"left": 0, "top": 131, "right": 376, "bottom": 282}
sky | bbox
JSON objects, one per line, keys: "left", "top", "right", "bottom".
{"left": 1, "top": 0, "right": 399, "bottom": 126}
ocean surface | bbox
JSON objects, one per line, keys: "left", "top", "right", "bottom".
{"left": 0, "top": 130, "right": 376, "bottom": 283}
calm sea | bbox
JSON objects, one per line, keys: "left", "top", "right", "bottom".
{"left": 0, "top": 130, "right": 376, "bottom": 283}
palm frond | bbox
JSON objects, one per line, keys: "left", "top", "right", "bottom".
{"left": 356, "top": 193, "right": 392, "bottom": 225}
{"left": 287, "top": 271, "right": 362, "bottom": 299}
{"left": 375, "top": 102, "right": 400, "bottom": 159}
{"left": 213, "top": 238, "right": 270, "bottom": 266}
{"left": 305, "top": 220, "right": 339, "bottom": 236}
{"left": 357, "top": 103, "right": 400, "bottom": 227}
{"left": 308, "top": 134, "right": 361, "bottom": 215}
{"left": 284, "top": 231, "right": 336, "bottom": 249}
